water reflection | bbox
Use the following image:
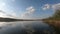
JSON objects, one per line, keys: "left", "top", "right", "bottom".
{"left": 0, "top": 21, "right": 56, "bottom": 34}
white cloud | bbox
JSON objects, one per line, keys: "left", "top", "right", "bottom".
{"left": 2, "top": 2, "right": 6, "bottom": 6}
{"left": 26, "top": 6, "right": 35, "bottom": 13}
{"left": 0, "top": 2, "right": 17, "bottom": 18}
{"left": 6, "top": 10, "right": 17, "bottom": 18}
{"left": 0, "top": 10, "right": 17, "bottom": 18}
{"left": 21, "top": 6, "right": 35, "bottom": 19}
{"left": 0, "top": 10, "right": 8, "bottom": 17}
{"left": 42, "top": 3, "right": 60, "bottom": 10}
{"left": 0, "top": 2, "right": 6, "bottom": 7}
{"left": 52, "top": 3, "right": 60, "bottom": 10}
{"left": 12, "top": 0, "right": 15, "bottom": 2}
{"left": 9, "top": 10, "right": 16, "bottom": 16}
{"left": 42, "top": 4, "right": 50, "bottom": 10}
{"left": 0, "top": 2, "right": 6, "bottom": 10}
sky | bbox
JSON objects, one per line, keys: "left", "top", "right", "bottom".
{"left": 0, "top": 0, "right": 60, "bottom": 19}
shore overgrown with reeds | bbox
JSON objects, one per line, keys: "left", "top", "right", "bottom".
{"left": 43, "top": 10, "right": 60, "bottom": 34}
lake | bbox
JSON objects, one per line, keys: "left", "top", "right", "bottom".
{"left": 0, "top": 21, "right": 56, "bottom": 34}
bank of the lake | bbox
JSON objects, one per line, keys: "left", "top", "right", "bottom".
{"left": 42, "top": 19, "right": 60, "bottom": 34}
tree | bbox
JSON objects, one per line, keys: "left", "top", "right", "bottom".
{"left": 53, "top": 10, "right": 60, "bottom": 20}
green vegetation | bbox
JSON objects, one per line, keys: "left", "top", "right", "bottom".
{"left": 45, "top": 10, "right": 60, "bottom": 20}
{"left": 43, "top": 10, "right": 60, "bottom": 22}
{"left": 52, "top": 10, "right": 60, "bottom": 20}
{"left": 43, "top": 10, "right": 60, "bottom": 34}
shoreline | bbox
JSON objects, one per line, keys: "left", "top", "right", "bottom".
{"left": 42, "top": 20, "right": 60, "bottom": 34}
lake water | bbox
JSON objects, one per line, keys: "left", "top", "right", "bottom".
{"left": 0, "top": 21, "right": 56, "bottom": 34}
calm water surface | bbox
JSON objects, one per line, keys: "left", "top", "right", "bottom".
{"left": 0, "top": 21, "right": 56, "bottom": 34}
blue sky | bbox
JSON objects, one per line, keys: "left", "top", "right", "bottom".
{"left": 0, "top": 0, "right": 60, "bottom": 19}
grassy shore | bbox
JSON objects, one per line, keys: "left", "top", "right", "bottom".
{"left": 42, "top": 19, "right": 60, "bottom": 34}
{"left": 43, "top": 20, "right": 60, "bottom": 27}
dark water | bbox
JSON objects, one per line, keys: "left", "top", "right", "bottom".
{"left": 0, "top": 21, "right": 56, "bottom": 34}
